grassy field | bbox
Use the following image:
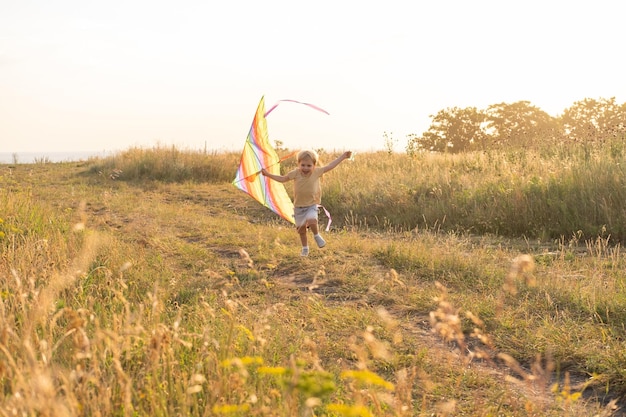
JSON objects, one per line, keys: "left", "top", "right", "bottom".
{"left": 1, "top": 146, "right": 625, "bottom": 416}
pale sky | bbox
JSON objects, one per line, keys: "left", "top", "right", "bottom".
{"left": 1, "top": 0, "right": 624, "bottom": 154}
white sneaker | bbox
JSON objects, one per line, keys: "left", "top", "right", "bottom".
{"left": 314, "top": 234, "right": 326, "bottom": 248}
{"left": 300, "top": 247, "right": 309, "bottom": 256}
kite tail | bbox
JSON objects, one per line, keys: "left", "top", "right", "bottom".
{"left": 318, "top": 205, "right": 332, "bottom": 232}
{"left": 264, "top": 100, "right": 330, "bottom": 117}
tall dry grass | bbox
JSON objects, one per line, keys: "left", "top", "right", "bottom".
{"left": 86, "top": 143, "right": 626, "bottom": 241}
{"left": 87, "top": 145, "right": 238, "bottom": 183}
{"left": 1, "top": 146, "right": 624, "bottom": 416}
{"left": 321, "top": 146, "right": 626, "bottom": 241}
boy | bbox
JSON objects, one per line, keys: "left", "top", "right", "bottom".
{"left": 262, "top": 149, "right": 352, "bottom": 256}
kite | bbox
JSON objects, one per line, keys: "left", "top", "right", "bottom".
{"left": 233, "top": 97, "right": 329, "bottom": 225}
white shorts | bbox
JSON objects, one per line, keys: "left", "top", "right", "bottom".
{"left": 294, "top": 205, "right": 319, "bottom": 228}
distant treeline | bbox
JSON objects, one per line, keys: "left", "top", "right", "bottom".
{"left": 405, "top": 97, "right": 626, "bottom": 154}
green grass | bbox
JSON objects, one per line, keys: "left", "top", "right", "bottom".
{"left": 1, "top": 147, "right": 625, "bottom": 416}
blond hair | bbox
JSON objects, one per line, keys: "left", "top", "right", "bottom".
{"left": 297, "top": 149, "right": 319, "bottom": 164}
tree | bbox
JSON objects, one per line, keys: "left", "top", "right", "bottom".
{"left": 485, "top": 101, "right": 559, "bottom": 148}
{"left": 407, "top": 107, "right": 487, "bottom": 154}
{"left": 560, "top": 97, "right": 626, "bottom": 144}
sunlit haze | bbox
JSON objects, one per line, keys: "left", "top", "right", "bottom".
{"left": 1, "top": 1, "right": 624, "bottom": 154}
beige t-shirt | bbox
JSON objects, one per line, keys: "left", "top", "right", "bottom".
{"left": 287, "top": 167, "right": 324, "bottom": 207}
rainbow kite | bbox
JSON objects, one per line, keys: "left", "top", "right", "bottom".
{"left": 233, "top": 97, "right": 328, "bottom": 224}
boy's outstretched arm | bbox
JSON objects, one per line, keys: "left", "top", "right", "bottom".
{"left": 322, "top": 151, "right": 352, "bottom": 173}
{"left": 261, "top": 168, "right": 290, "bottom": 183}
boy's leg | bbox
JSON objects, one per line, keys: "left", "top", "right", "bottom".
{"left": 295, "top": 207, "right": 312, "bottom": 256}
{"left": 308, "top": 219, "right": 319, "bottom": 235}
{"left": 298, "top": 225, "right": 309, "bottom": 256}
{"left": 308, "top": 219, "right": 326, "bottom": 248}
{"left": 298, "top": 224, "right": 308, "bottom": 247}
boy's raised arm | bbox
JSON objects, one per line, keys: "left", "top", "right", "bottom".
{"left": 322, "top": 151, "right": 352, "bottom": 173}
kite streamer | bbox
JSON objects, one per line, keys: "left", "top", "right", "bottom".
{"left": 318, "top": 204, "right": 332, "bottom": 232}
{"left": 264, "top": 99, "right": 330, "bottom": 117}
